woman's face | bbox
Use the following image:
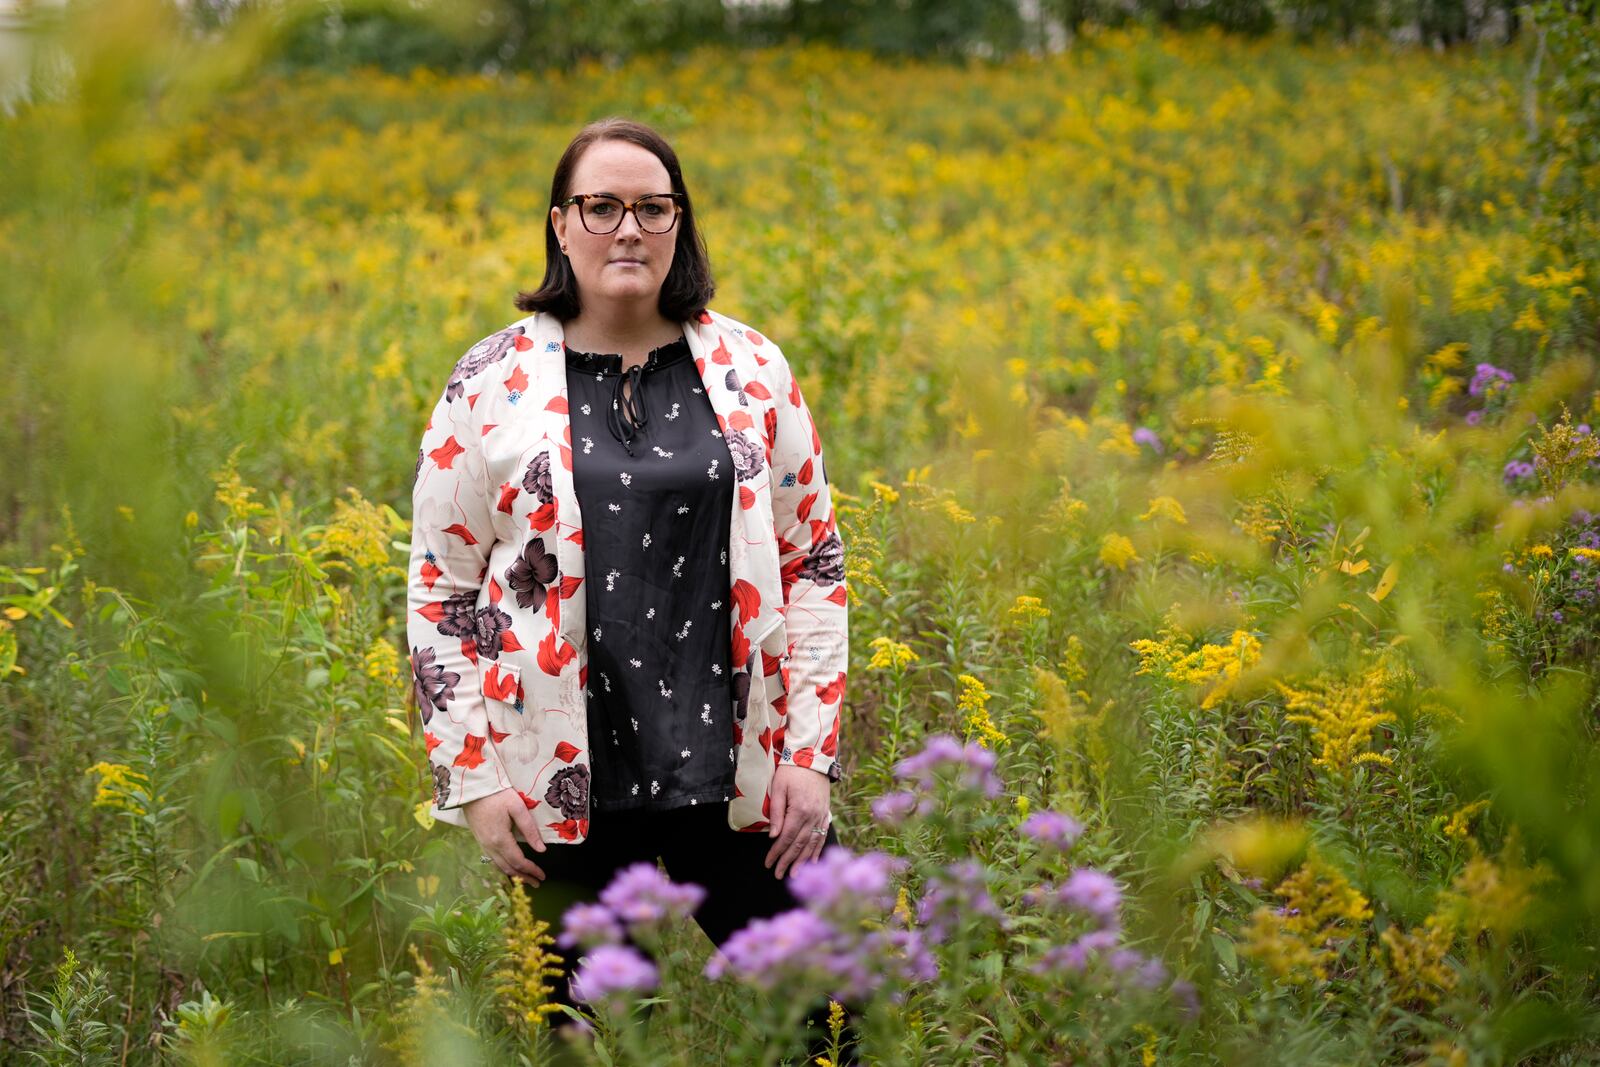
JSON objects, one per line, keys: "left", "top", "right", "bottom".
{"left": 550, "top": 139, "right": 679, "bottom": 314}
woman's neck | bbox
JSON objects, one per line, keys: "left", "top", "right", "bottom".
{"left": 562, "top": 306, "right": 682, "bottom": 368}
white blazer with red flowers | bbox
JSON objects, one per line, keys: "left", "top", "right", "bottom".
{"left": 407, "top": 308, "right": 848, "bottom": 846}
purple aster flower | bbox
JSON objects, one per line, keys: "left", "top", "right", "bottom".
{"left": 870, "top": 790, "right": 923, "bottom": 827}
{"left": 1503, "top": 460, "right": 1536, "bottom": 485}
{"left": 1171, "top": 977, "right": 1201, "bottom": 1020}
{"left": 599, "top": 863, "right": 706, "bottom": 934}
{"left": 703, "top": 908, "right": 837, "bottom": 990}
{"left": 1466, "top": 410, "right": 1483, "bottom": 426}
{"left": 1468, "top": 362, "right": 1515, "bottom": 399}
{"left": 1020, "top": 810, "right": 1084, "bottom": 851}
{"left": 788, "top": 846, "right": 906, "bottom": 920}
{"left": 892, "top": 733, "right": 1003, "bottom": 798}
{"left": 915, "top": 859, "right": 1006, "bottom": 941}
{"left": 1056, "top": 868, "right": 1122, "bottom": 928}
{"left": 568, "top": 944, "right": 658, "bottom": 1010}
{"left": 1132, "top": 427, "right": 1163, "bottom": 453}
{"left": 1029, "top": 927, "right": 1121, "bottom": 976}
{"left": 558, "top": 902, "right": 624, "bottom": 950}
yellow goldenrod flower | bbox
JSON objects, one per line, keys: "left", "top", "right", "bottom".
{"left": 869, "top": 480, "right": 900, "bottom": 504}
{"left": 1240, "top": 851, "right": 1371, "bottom": 985}
{"left": 1274, "top": 662, "right": 1396, "bottom": 771}
{"left": 867, "top": 636, "right": 918, "bottom": 671}
{"left": 85, "top": 761, "right": 149, "bottom": 814}
{"left": 1379, "top": 916, "right": 1457, "bottom": 1005}
{"left": 1430, "top": 833, "right": 1551, "bottom": 943}
{"left": 1099, "top": 533, "right": 1141, "bottom": 570}
{"left": 1441, "top": 798, "right": 1490, "bottom": 841}
{"left": 1138, "top": 496, "right": 1188, "bottom": 524}
{"left": 364, "top": 636, "right": 403, "bottom": 688}
{"left": 958, "top": 673, "right": 1006, "bottom": 748}
{"left": 492, "top": 885, "right": 567, "bottom": 1036}
{"left": 1008, "top": 594, "right": 1051, "bottom": 623}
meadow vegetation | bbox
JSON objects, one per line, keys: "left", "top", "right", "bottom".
{"left": 2, "top": 3, "right": 1599, "bottom": 1063}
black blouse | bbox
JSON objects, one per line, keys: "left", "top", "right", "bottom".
{"left": 563, "top": 333, "right": 739, "bottom": 812}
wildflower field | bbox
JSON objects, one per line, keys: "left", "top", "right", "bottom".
{"left": 4, "top": 8, "right": 1600, "bottom": 1065}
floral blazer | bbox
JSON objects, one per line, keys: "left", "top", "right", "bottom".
{"left": 407, "top": 308, "right": 849, "bottom": 846}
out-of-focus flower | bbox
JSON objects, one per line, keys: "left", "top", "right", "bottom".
{"left": 870, "top": 789, "right": 926, "bottom": 826}
{"left": 789, "top": 846, "right": 906, "bottom": 921}
{"left": 1054, "top": 868, "right": 1123, "bottom": 928}
{"left": 703, "top": 908, "right": 837, "bottom": 989}
{"left": 1099, "top": 533, "right": 1141, "bottom": 571}
{"left": 892, "top": 733, "right": 1003, "bottom": 797}
{"left": 568, "top": 944, "right": 658, "bottom": 1010}
{"left": 915, "top": 859, "right": 1007, "bottom": 940}
{"left": 557, "top": 902, "right": 624, "bottom": 950}
{"left": 1020, "top": 809, "right": 1084, "bottom": 851}
{"left": 1132, "top": 426, "right": 1163, "bottom": 453}
{"left": 1503, "top": 459, "right": 1536, "bottom": 485}
{"left": 1468, "top": 362, "right": 1515, "bottom": 398}
{"left": 599, "top": 863, "right": 705, "bottom": 934}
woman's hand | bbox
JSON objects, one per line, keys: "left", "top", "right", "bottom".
{"left": 464, "top": 788, "right": 548, "bottom": 887}
{"left": 764, "top": 765, "right": 831, "bottom": 879}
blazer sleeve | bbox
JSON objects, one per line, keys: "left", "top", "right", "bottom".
{"left": 763, "top": 339, "right": 848, "bottom": 783}
{"left": 407, "top": 360, "right": 511, "bottom": 813}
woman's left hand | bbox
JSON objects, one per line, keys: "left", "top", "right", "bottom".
{"left": 764, "top": 765, "right": 832, "bottom": 879}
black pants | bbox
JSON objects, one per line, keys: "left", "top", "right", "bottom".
{"left": 513, "top": 800, "right": 857, "bottom": 1059}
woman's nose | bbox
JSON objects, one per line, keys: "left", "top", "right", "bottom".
{"left": 614, "top": 207, "right": 646, "bottom": 238}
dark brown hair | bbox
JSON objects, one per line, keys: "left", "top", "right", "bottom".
{"left": 515, "top": 118, "right": 716, "bottom": 323}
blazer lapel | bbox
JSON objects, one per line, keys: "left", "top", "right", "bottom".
{"left": 683, "top": 315, "right": 786, "bottom": 669}
{"left": 528, "top": 312, "right": 587, "bottom": 654}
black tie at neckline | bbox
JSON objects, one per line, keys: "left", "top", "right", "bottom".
{"left": 565, "top": 335, "right": 689, "bottom": 457}
{"left": 609, "top": 363, "right": 649, "bottom": 456}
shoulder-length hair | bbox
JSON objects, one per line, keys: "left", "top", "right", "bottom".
{"left": 515, "top": 118, "right": 716, "bottom": 323}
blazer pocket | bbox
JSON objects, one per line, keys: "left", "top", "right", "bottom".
{"left": 481, "top": 659, "right": 523, "bottom": 735}
{"left": 757, "top": 622, "right": 789, "bottom": 713}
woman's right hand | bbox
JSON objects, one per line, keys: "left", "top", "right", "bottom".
{"left": 464, "top": 788, "right": 548, "bottom": 887}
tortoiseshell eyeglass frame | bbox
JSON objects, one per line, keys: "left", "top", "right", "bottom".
{"left": 560, "top": 192, "right": 685, "bottom": 235}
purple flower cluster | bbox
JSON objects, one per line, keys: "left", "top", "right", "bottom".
{"left": 870, "top": 790, "right": 929, "bottom": 827}
{"left": 891, "top": 733, "right": 1003, "bottom": 798}
{"left": 1020, "top": 810, "right": 1084, "bottom": 851}
{"left": 915, "top": 859, "right": 1008, "bottom": 941}
{"left": 1468, "top": 362, "right": 1515, "bottom": 399}
{"left": 557, "top": 902, "right": 624, "bottom": 950}
{"left": 568, "top": 944, "right": 658, "bottom": 1011}
{"left": 1503, "top": 459, "right": 1536, "bottom": 486}
{"left": 1133, "top": 427, "right": 1163, "bottom": 453}
{"left": 705, "top": 845, "right": 939, "bottom": 1002}
{"left": 598, "top": 862, "right": 706, "bottom": 934}
{"left": 703, "top": 907, "right": 837, "bottom": 990}
{"left": 788, "top": 845, "right": 906, "bottom": 921}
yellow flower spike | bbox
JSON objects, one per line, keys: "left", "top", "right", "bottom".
{"left": 1007, "top": 594, "right": 1051, "bottom": 623}
{"left": 958, "top": 673, "right": 1006, "bottom": 748}
{"left": 1099, "top": 533, "right": 1141, "bottom": 570}
{"left": 867, "top": 636, "right": 918, "bottom": 670}
{"left": 868, "top": 480, "right": 900, "bottom": 505}
{"left": 1138, "top": 496, "right": 1188, "bottom": 524}
{"left": 1274, "top": 661, "right": 1397, "bottom": 771}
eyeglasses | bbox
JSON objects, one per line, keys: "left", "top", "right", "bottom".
{"left": 560, "top": 193, "right": 684, "bottom": 235}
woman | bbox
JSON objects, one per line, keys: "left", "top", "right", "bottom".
{"left": 406, "top": 118, "right": 851, "bottom": 1039}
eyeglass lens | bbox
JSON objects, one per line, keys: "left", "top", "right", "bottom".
{"left": 579, "top": 196, "right": 678, "bottom": 234}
